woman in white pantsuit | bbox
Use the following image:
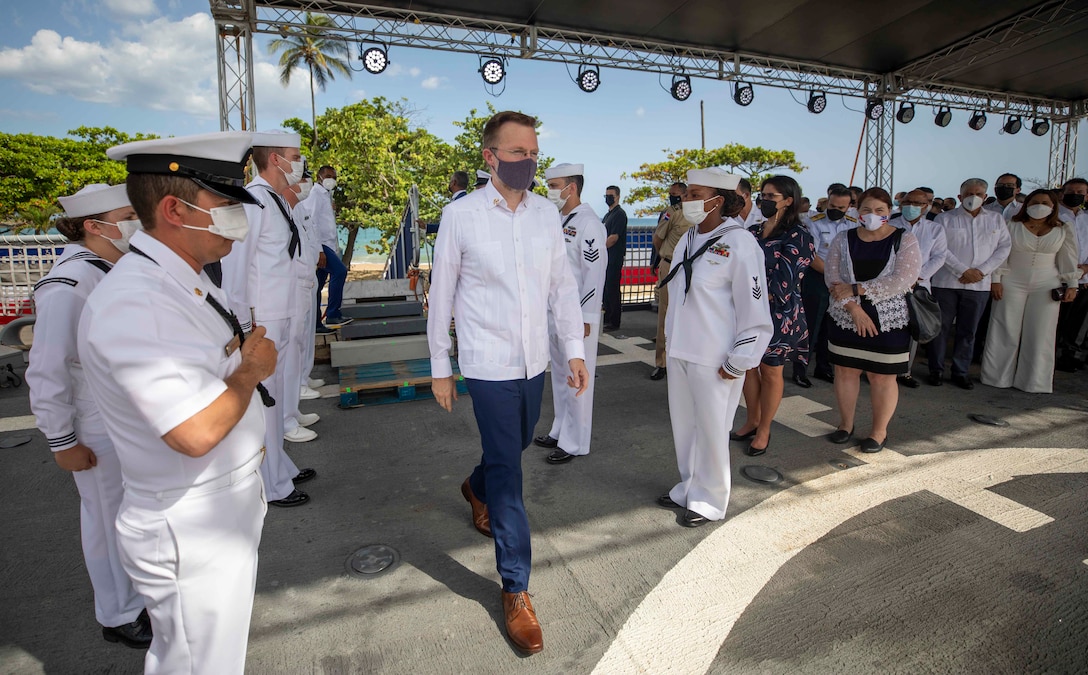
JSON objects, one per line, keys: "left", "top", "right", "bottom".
{"left": 657, "top": 168, "right": 773, "bottom": 527}
{"left": 982, "top": 189, "right": 1080, "bottom": 393}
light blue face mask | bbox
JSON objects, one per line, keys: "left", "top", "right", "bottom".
{"left": 901, "top": 205, "right": 923, "bottom": 222}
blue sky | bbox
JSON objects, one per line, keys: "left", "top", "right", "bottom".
{"left": 2, "top": 0, "right": 1085, "bottom": 215}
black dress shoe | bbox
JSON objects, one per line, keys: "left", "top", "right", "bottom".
{"left": 102, "top": 611, "right": 153, "bottom": 649}
{"left": 951, "top": 375, "right": 974, "bottom": 390}
{"left": 828, "top": 427, "right": 854, "bottom": 444}
{"left": 270, "top": 489, "right": 310, "bottom": 507}
{"left": 657, "top": 493, "right": 682, "bottom": 509}
{"left": 897, "top": 374, "right": 920, "bottom": 389}
{"left": 928, "top": 372, "right": 943, "bottom": 386}
{"left": 860, "top": 437, "right": 886, "bottom": 453}
{"left": 602, "top": 324, "right": 620, "bottom": 332}
{"left": 792, "top": 373, "right": 813, "bottom": 388}
{"left": 682, "top": 509, "right": 710, "bottom": 527}
{"left": 649, "top": 367, "right": 666, "bottom": 381}
{"left": 745, "top": 435, "right": 770, "bottom": 457}
{"left": 546, "top": 449, "right": 575, "bottom": 464}
{"left": 293, "top": 468, "right": 317, "bottom": 485}
{"left": 532, "top": 434, "right": 558, "bottom": 448}
{"left": 729, "top": 428, "right": 757, "bottom": 442}
{"left": 814, "top": 370, "right": 835, "bottom": 383}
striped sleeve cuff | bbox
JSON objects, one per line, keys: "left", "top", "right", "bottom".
{"left": 48, "top": 432, "right": 78, "bottom": 452}
{"left": 723, "top": 362, "right": 746, "bottom": 378}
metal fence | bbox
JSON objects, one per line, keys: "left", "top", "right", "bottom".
{"left": 621, "top": 223, "right": 657, "bottom": 306}
{"left": 0, "top": 234, "right": 68, "bottom": 324}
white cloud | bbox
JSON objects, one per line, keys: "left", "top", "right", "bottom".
{"left": 383, "top": 62, "right": 421, "bottom": 78}
{"left": 103, "top": 0, "right": 157, "bottom": 18}
{"left": 537, "top": 126, "right": 557, "bottom": 140}
{"left": 420, "top": 76, "right": 444, "bottom": 90}
{"left": 635, "top": 106, "right": 645, "bottom": 117}
{"left": 253, "top": 60, "right": 318, "bottom": 128}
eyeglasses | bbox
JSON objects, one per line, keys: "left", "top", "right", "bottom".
{"left": 758, "top": 192, "right": 783, "bottom": 201}
{"left": 489, "top": 147, "right": 540, "bottom": 160}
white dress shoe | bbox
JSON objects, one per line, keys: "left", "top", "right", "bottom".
{"left": 297, "top": 412, "right": 320, "bottom": 427}
{"left": 307, "top": 378, "right": 325, "bottom": 388}
{"left": 284, "top": 426, "right": 318, "bottom": 443}
{"left": 300, "top": 386, "right": 320, "bottom": 400}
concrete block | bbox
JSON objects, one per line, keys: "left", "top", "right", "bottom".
{"left": 338, "top": 316, "right": 427, "bottom": 340}
{"left": 341, "top": 300, "right": 423, "bottom": 320}
{"left": 330, "top": 334, "right": 430, "bottom": 367}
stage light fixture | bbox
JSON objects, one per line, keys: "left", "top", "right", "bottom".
{"left": 934, "top": 107, "right": 952, "bottom": 127}
{"left": 576, "top": 65, "right": 600, "bottom": 93}
{"left": 968, "top": 111, "right": 987, "bottom": 131}
{"left": 1003, "top": 116, "right": 1022, "bottom": 135}
{"left": 479, "top": 57, "right": 506, "bottom": 85}
{"left": 361, "top": 46, "right": 388, "bottom": 75}
{"left": 865, "top": 98, "right": 885, "bottom": 120}
{"left": 807, "top": 91, "right": 827, "bottom": 114}
{"left": 670, "top": 74, "right": 692, "bottom": 101}
{"left": 896, "top": 102, "right": 915, "bottom": 124}
{"left": 1031, "top": 118, "right": 1050, "bottom": 136}
{"left": 733, "top": 81, "right": 754, "bottom": 106}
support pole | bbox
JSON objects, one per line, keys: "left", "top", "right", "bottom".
{"left": 1047, "top": 119, "right": 1079, "bottom": 187}
{"left": 214, "top": 0, "right": 256, "bottom": 132}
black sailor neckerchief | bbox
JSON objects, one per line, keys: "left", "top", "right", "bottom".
{"left": 261, "top": 187, "right": 301, "bottom": 259}
{"left": 129, "top": 245, "right": 275, "bottom": 408}
{"left": 657, "top": 222, "right": 744, "bottom": 296}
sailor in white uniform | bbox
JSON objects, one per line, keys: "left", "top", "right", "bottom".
{"left": 26, "top": 184, "right": 151, "bottom": 649}
{"left": 79, "top": 132, "right": 277, "bottom": 674}
{"left": 657, "top": 168, "right": 773, "bottom": 527}
{"left": 220, "top": 130, "right": 315, "bottom": 506}
{"left": 532, "top": 163, "right": 608, "bottom": 463}
{"left": 282, "top": 173, "right": 322, "bottom": 442}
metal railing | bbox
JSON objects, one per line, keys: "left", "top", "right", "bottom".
{"left": 0, "top": 234, "right": 68, "bottom": 323}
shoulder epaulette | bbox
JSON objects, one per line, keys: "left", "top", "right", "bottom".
{"left": 845, "top": 215, "right": 859, "bottom": 223}
{"left": 810, "top": 213, "right": 826, "bottom": 221}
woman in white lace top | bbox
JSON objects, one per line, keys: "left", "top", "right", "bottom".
{"left": 824, "top": 188, "right": 922, "bottom": 453}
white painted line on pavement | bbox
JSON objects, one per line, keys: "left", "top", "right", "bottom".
{"left": 0, "top": 415, "right": 36, "bottom": 433}
{"left": 930, "top": 484, "right": 1053, "bottom": 532}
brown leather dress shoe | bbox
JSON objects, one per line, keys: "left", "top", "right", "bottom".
{"left": 460, "top": 478, "right": 492, "bottom": 538}
{"left": 502, "top": 591, "right": 543, "bottom": 655}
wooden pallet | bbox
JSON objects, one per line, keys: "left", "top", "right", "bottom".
{"left": 338, "top": 357, "right": 467, "bottom": 408}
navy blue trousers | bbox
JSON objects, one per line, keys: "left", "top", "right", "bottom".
{"left": 315, "top": 245, "right": 348, "bottom": 324}
{"left": 465, "top": 373, "right": 545, "bottom": 593}
{"left": 927, "top": 288, "right": 989, "bottom": 378}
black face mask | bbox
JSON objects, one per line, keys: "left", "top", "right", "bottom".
{"left": 994, "top": 186, "right": 1016, "bottom": 201}
{"left": 759, "top": 200, "right": 780, "bottom": 219}
{"left": 1062, "top": 193, "right": 1086, "bottom": 209}
{"left": 826, "top": 208, "right": 846, "bottom": 222}
{"left": 605, "top": 194, "right": 616, "bottom": 207}
{"left": 669, "top": 195, "right": 683, "bottom": 207}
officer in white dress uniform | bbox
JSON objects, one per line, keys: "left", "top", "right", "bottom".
{"left": 26, "top": 184, "right": 151, "bottom": 648}
{"left": 657, "top": 168, "right": 773, "bottom": 527}
{"left": 79, "top": 132, "right": 278, "bottom": 674}
{"left": 532, "top": 163, "right": 608, "bottom": 463}
{"left": 220, "top": 130, "right": 315, "bottom": 506}
{"left": 283, "top": 175, "right": 323, "bottom": 441}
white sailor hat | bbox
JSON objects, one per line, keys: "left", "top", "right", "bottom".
{"left": 544, "top": 163, "right": 584, "bottom": 180}
{"left": 57, "top": 184, "right": 130, "bottom": 218}
{"left": 107, "top": 131, "right": 258, "bottom": 204}
{"left": 686, "top": 168, "right": 742, "bottom": 191}
{"left": 252, "top": 129, "right": 301, "bottom": 148}
{"left": 476, "top": 170, "right": 491, "bottom": 181}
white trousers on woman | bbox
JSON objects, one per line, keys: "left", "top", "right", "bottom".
{"left": 667, "top": 357, "right": 744, "bottom": 521}
{"left": 981, "top": 264, "right": 1061, "bottom": 393}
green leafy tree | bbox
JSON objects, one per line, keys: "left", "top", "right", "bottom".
{"left": 0, "top": 126, "right": 156, "bottom": 230}
{"left": 268, "top": 13, "right": 352, "bottom": 148}
{"left": 623, "top": 144, "right": 806, "bottom": 217}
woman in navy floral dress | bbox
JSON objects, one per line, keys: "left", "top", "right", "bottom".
{"left": 732, "top": 175, "right": 815, "bottom": 456}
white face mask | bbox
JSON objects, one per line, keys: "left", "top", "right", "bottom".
{"left": 177, "top": 199, "right": 250, "bottom": 242}
{"left": 860, "top": 213, "right": 888, "bottom": 231}
{"left": 297, "top": 180, "right": 313, "bottom": 201}
{"left": 92, "top": 218, "right": 142, "bottom": 253}
{"left": 277, "top": 154, "right": 305, "bottom": 186}
{"left": 1025, "top": 204, "right": 1053, "bottom": 220}
{"left": 547, "top": 186, "right": 570, "bottom": 209}
{"left": 962, "top": 195, "right": 984, "bottom": 211}
{"left": 681, "top": 197, "right": 717, "bottom": 226}
{"left": 321, "top": 178, "right": 337, "bottom": 191}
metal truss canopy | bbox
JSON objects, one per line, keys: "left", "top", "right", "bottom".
{"left": 210, "top": 0, "right": 1088, "bottom": 185}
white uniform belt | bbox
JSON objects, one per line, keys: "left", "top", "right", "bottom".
{"left": 126, "top": 448, "right": 265, "bottom": 501}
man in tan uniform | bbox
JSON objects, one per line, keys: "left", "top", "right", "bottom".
{"left": 650, "top": 181, "right": 693, "bottom": 380}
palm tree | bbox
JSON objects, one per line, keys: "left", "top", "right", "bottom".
{"left": 268, "top": 13, "right": 352, "bottom": 147}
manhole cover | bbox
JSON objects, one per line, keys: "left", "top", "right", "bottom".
{"left": 740, "top": 465, "right": 782, "bottom": 484}
{"left": 968, "top": 414, "right": 1009, "bottom": 427}
{"left": 0, "top": 436, "right": 32, "bottom": 449}
{"left": 345, "top": 544, "right": 400, "bottom": 578}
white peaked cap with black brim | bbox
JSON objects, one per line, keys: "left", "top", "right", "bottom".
{"left": 57, "top": 184, "right": 131, "bottom": 218}
{"left": 107, "top": 131, "right": 258, "bottom": 205}
{"left": 476, "top": 170, "right": 491, "bottom": 180}
{"left": 544, "top": 163, "right": 584, "bottom": 180}
{"left": 686, "top": 168, "right": 742, "bottom": 191}
{"left": 251, "top": 129, "right": 302, "bottom": 149}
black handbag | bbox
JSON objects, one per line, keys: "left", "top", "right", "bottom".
{"left": 906, "top": 285, "right": 941, "bottom": 344}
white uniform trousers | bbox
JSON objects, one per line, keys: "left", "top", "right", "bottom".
{"left": 981, "top": 264, "right": 1061, "bottom": 393}
{"left": 116, "top": 469, "right": 266, "bottom": 675}
{"left": 71, "top": 423, "right": 143, "bottom": 628}
{"left": 258, "top": 317, "right": 300, "bottom": 500}
{"left": 547, "top": 326, "right": 599, "bottom": 456}
{"left": 285, "top": 281, "right": 317, "bottom": 433}
{"left": 666, "top": 357, "right": 743, "bottom": 521}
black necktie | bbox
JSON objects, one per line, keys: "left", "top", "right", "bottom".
{"left": 657, "top": 234, "right": 722, "bottom": 294}
{"left": 263, "top": 188, "right": 301, "bottom": 259}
